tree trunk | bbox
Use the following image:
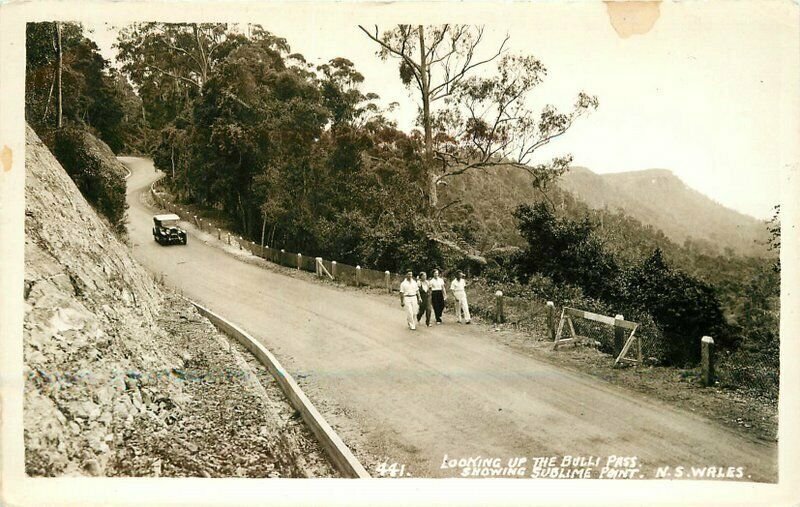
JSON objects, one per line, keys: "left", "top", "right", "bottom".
{"left": 170, "top": 144, "right": 176, "bottom": 179}
{"left": 192, "top": 24, "right": 207, "bottom": 93}
{"left": 237, "top": 192, "right": 247, "bottom": 235}
{"left": 417, "top": 26, "right": 437, "bottom": 212}
{"left": 42, "top": 68, "right": 55, "bottom": 121}
{"left": 260, "top": 214, "right": 267, "bottom": 249}
{"left": 55, "top": 22, "right": 63, "bottom": 129}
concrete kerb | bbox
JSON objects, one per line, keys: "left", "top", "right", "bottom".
{"left": 189, "top": 300, "right": 371, "bottom": 479}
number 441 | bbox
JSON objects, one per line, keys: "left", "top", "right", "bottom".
{"left": 375, "top": 461, "right": 410, "bottom": 478}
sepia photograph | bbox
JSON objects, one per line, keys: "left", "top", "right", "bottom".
{"left": 1, "top": 0, "right": 798, "bottom": 505}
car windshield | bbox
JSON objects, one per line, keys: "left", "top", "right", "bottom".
{"left": 160, "top": 220, "right": 178, "bottom": 227}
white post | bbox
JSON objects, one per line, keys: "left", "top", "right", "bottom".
{"left": 356, "top": 265, "right": 361, "bottom": 286}
{"left": 331, "top": 261, "right": 337, "bottom": 279}
{"left": 701, "top": 336, "right": 715, "bottom": 387}
{"left": 614, "top": 314, "right": 625, "bottom": 356}
{"left": 546, "top": 301, "right": 556, "bottom": 342}
{"left": 494, "top": 290, "right": 504, "bottom": 323}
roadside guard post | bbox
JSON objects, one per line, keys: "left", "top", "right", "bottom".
{"left": 701, "top": 336, "right": 715, "bottom": 387}
{"left": 494, "top": 291, "right": 505, "bottom": 324}
{"left": 614, "top": 314, "right": 625, "bottom": 356}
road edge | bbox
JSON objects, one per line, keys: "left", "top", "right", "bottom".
{"left": 189, "top": 299, "right": 371, "bottom": 479}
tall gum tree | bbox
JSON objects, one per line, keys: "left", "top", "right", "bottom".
{"left": 359, "top": 24, "right": 598, "bottom": 218}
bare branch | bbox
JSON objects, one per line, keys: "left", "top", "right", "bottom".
{"left": 358, "top": 25, "right": 422, "bottom": 73}
{"left": 430, "top": 32, "right": 509, "bottom": 100}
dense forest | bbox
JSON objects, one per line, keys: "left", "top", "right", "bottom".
{"left": 24, "top": 22, "right": 780, "bottom": 395}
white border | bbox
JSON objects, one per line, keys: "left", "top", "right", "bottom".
{"left": 1, "top": 1, "right": 798, "bottom": 506}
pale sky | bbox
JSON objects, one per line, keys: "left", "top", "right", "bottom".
{"left": 83, "top": 1, "right": 799, "bottom": 220}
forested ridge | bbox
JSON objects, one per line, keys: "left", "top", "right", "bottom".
{"left": 25, "top": 22, "right": 779, "bottom": 397}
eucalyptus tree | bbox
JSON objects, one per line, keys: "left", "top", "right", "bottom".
{"left": 359, "top": 25, "right": 598, "bottom": 215}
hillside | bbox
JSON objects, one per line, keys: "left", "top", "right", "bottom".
{"left": 559, "top": 167, "right": 769, "bottom": 257}
{"left": 439, "top": 164, "right": 770, "bottom": 258}
{"left": 23, "top": 125, "right": 334, "bottom": 477}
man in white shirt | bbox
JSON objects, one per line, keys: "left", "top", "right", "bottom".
{"left": 450, "top": 271, "right": 471, "bottom": 324}
{"left": 429, "top": 269, "right": 447, "bottom": 324}
{"left": 399, "top": 271, "right": 421, "bottom": 331}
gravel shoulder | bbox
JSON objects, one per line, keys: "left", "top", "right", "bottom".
{"left": 107, "top": 293, "right": 337, "bottom": 478}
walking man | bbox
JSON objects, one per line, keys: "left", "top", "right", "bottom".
{"left": 399, "top": 271, "right": 421, "bottom": 331}
{"left": 450, "top": 271, "right": 471, "bottom": 324}
{"left": 429, "top": 269, "right": 447, "bottom": 324}
{"left": 416, "top": 272, "right": 433, "bottom": 327}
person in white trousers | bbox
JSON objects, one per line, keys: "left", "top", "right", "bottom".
{"left": 399, "top": 271, "right": 421, "bottom": 330}
{"left": 450, "top": 271, "right": 471, "bottom": 324}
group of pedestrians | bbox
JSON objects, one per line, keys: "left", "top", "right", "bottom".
{"left": 399, "top": 269, "right": 471, "bottom": 331}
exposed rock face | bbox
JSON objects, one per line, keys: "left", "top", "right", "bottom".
{"left": 24, "top": 124, "right": 181, "bottom": 475}
{"left": 23, "top": 125, "right": 336, "bottom": 477}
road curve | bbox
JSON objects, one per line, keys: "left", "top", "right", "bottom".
{"left": 121, "top": 156, "right": 777, "bottom": 481}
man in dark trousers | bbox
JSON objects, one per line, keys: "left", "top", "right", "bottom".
{"left": 416, "top": 271, "right": 433, "bottom": 327}
{"left": 429, "top": 269, "right": 447, "bottom": 324}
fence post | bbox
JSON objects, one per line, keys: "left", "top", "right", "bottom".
{"left": 385, "top": 271, "right": 391, "bottom": 293}
{"left": 614, "top": 314, "right": 625, "bottom": 356}
{"left": 494, "top": 291, "right": 505, "bottom": 324}
{"left": 701, "top": 336, "right": 715, "bottom": 387}
{"left": 356, "top": 265, "right": 361, "bottom": 287}
{"left": 297, "top": 253, "right": 302, "bottom": 270}
{"left": 280, "top": 249, "right": 285, "bottom": 266}
{"left": 226, "top": 233, "right": 230, "bottom": 245}
{"left": 331, "top": 261, "right": 337, "bottom": 279}
{"left": 546, "top": 301, "right": 556, "bottom": 342}
{"left": 239, "top": 237, "right": 243, "bottom": 250}
{"left": 316, "top": 257, "right": 322, "bottom": 277}
{"left": 217, "top": 228, "right": 221, "bottom": 240}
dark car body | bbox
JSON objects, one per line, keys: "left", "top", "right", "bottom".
{"left": 153, "top": 214, "right": 187, "bottom": 245}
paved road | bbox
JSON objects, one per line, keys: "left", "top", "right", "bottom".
{"left": 122, "top": 157, "right": 777, "bottom": 481}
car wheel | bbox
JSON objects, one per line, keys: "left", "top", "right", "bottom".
{"left": 182, "top": 237, "right": 187, "bottom": 245}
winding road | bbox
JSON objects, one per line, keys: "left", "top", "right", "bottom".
{"left": 121, "top": 156, "right": 777, "bottom": 481}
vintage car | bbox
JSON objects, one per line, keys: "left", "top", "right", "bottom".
{"left": 152, "top": 214, "right": 187, "bottom": 245}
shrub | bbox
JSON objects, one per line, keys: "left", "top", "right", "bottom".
{"left": 52, "top": 126, "right": 128, "bottom": 237}
{"left": 513, "top": 203, "right": 726, "bottom": 366}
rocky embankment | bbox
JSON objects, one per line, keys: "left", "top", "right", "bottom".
{"left": 23, "top": 125, "right": 335, "bottom": 477}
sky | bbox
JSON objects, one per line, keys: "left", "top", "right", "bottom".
{"left": 82, "top": 1, "right": 799, "bottom": 220}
